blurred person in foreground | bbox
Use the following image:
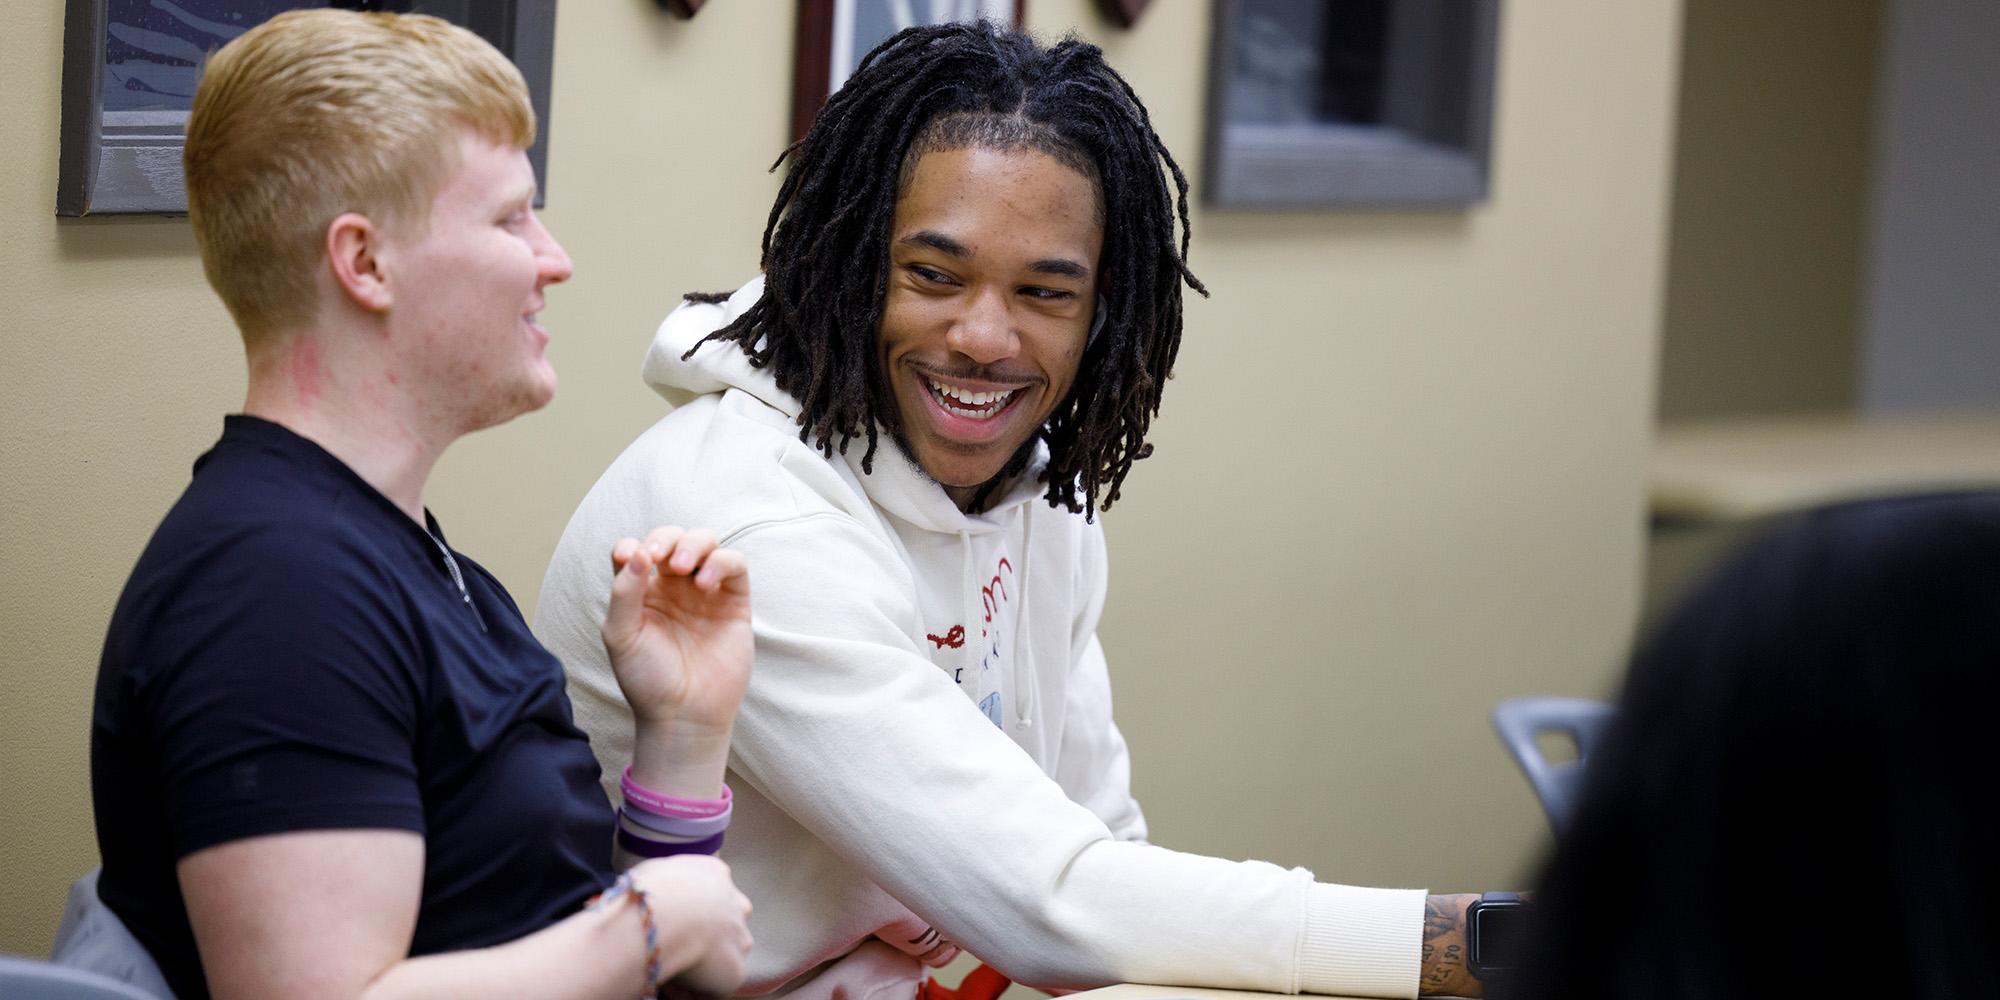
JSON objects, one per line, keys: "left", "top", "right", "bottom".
{"left": 1515, "top": 490, "right": 2000, "bottom": 999}
{"left": 90, "top": 11, "right": 754, "bottom": 998}
{"left": 539, "top": 20, "right": 1490, "bottom": 1000}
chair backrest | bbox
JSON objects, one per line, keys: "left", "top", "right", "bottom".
{"left": 49, "top": 869, "right": 173, "bottom": 999}
{"left": 0, "top": 955, "right": 164, "bottom": 1000}
{"left": 1491, "top": 696, "right": 1615, "bottom": 831}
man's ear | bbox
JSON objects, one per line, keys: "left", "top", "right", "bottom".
{"left": 325, "top": 212, "right": 393, "bottom": 313}
{"left": 1087, "top": 272, "right": 1112, "bottom": 350}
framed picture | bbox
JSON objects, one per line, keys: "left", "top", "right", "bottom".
{"left": 792, "top": 0, "right": 1023, "bottom": 142}
{"left": 56, "top": 0, "right": 558, "bottom": 217}
{"left": 1093, "top": 0, "right": 1152, "bottom": 28}
{"left": 1204, "top": 0, "right": 1500, "bottom": 208}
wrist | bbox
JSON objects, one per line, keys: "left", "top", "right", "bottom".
{"left": 584, "top": 873, "right": 665, "bottom": 994}
{"left": 1419, "top": 893, "right": 1483, "bottom": 998}
{"left": 630, "top": 720, "right": 732, "bottom": 799}
{"left": 643, "top": 888, "right": 712, "bottom": 988}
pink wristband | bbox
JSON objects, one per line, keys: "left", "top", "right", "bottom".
{"left": 621, "top": 765, "right": 731, "bottom": 818}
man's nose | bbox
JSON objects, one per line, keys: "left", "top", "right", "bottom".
{"left": 944, "top": 287, "right": 1017, "bottom": 364}
{"left": 531, "top": 213, "right": 574, "bottom": 285}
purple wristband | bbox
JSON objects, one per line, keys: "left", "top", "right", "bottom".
{"left": 617, "top": 826, "right": 725, "bottom": 858}
{"left": 621, "top": 802, "right": 731, "bottom": 839}
{"left": 621, "top": 765, "right": 730, "bottom": 818}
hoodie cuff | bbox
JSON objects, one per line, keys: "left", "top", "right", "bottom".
{"left": 1296, "top": 882, "right": 1427, "bottom": 998}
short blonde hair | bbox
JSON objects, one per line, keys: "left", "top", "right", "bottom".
{"left": 185, "top": 10, "right": 535, "bottom": 341}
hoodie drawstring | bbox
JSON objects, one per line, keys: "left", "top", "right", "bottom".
{"left": 1010, "top": 511, "right": 1035, "bottom": 732}
{"left": 959, "top": 516, "right": 1037, "bottom": 733}
{"left": 956, "top": 529, "right": 982, "bottom": 719}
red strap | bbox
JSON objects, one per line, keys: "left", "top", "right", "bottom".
{"left": 918, "top": 963, "right": 1013, "bottom": 1000}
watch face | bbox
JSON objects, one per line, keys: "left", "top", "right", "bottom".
{"left": 1469, "top": 901, "right": 1529, "bottom": 976}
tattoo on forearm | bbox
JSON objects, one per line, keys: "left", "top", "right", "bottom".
{"left": 1418, "top": 894, "right": 1478, "bottom": 997}
{"left": 1424, "top": 896, "right": 1457, "bottom": 940}
{"left": 1419, "top": 943, "right": 1462, "bottom": 992}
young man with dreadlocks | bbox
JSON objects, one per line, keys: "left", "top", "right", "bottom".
{"left": 539, "top": 21, "right": 1484, "bottom": 1000}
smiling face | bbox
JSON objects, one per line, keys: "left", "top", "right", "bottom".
{"left": 386, "top": 130, "right": 572, "bottom": 434}
{"left": 878, "top": 146, "right": 1106, "bottom": 509}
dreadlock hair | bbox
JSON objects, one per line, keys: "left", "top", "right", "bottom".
{"left": 688, "top": 20, "right": 1206, "bottom": 517}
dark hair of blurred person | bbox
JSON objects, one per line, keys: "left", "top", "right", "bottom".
{"left": 1516, "top": 490, "right": 2000, "bottom": 1000}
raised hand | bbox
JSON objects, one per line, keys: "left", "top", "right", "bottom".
{"left": 601, "top": 526, "right": 752, "bottom": 737}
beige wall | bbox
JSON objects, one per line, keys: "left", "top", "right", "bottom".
{"left": 1, "top": 0, "right": 1680, "bottom": 962}
{"left": 1654, "top": 0, "right": 1880, "bottom": 423}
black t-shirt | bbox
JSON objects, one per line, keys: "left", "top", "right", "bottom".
{"left": 91, "top": 416, "right": 616, "bottom": 1000}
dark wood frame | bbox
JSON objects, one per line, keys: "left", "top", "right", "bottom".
{"left": 56, "top": 0, "right": 560, "bottom": 217}
{"left": 793, "top": 0, "right": 1024, "bottom": 142}
{"left": 1202, "top": 0, "right": 1501, "bottom": 208}
{"left": 1094, "top": 0, "right": 1151, "bottom": 28}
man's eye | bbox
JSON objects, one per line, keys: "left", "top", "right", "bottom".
{"left": 1022, "top": 286, "right": 1074, "bottom": 301}
{"left": 910, "top": 265, "right": 954, "bottom": 285}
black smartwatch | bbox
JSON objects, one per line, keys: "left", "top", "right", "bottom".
{"left": 1465, "top": 891, "right": 1529, "bottom": 989}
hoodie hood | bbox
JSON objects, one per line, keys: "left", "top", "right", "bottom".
{"left": 642, "top": 275, "right": 1059, "bottom": 535}
{"left": 644, "top": 275, "right": 795, "bottom": 417}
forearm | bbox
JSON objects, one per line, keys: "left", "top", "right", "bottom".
{"left": 1417, "top": 893, "right": 1482, "bottom": 998}
{"left": 359, "top": 898, "right": 670, "bottom": 1000}
{"left": 791, "top": 769, "right": 1422, "bottom": 997}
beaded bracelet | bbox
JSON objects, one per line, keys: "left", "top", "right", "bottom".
{"left": 585, "top": 872, "right": 662, "bottom": 999}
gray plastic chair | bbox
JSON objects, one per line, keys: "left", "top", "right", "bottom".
{"left": 0, "top": 955, "right": 163, "bottom": 999}
{"left": 48, "top": 869, "right": 172, "bottom": 999}
{"left": 1492, "top": 695, "right": 1615, "bottom": 831}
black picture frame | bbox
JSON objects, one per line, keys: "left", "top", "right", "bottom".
{"left": 1203, "top": 0, "right": 1501, "bottom": 209}
{"left": 56, "top": 0, "right": 558, "bottom": 217}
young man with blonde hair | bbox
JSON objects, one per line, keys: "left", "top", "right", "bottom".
{"left": 91, "top": 11, "right": 755, "bottom": 999}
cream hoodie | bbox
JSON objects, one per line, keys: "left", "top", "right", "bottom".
{"left": 535, "top": 278, "right": 1425, "bottom": 998}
